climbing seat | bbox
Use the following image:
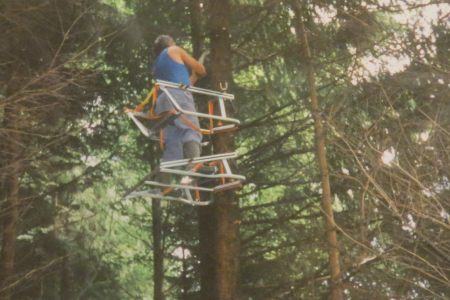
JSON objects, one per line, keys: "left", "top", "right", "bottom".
{"left": 127, "top": 80, "right": 240, "bottom": 139}
{"left": 127, "top": 111, "right": 180, "bottom": 140}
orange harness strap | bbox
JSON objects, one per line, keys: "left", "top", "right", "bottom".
{"left": 219, "top": 161, "right": 226, "bottom": 185}
{"left": 195, "top": 190, "right": 200, "bottom": 201}
{"left": 149, "top": 85, "right": 159, "bottom": 118}
{"left": 147, "top": 84, "right": 216, "bottom": 150}
{"left": 208, "top": 100, "right": 214, "bottom": 131}
{"left": 159, "top": 129, "right": 164, "bottom": 150}
{"left": 179, "top": 114, "right": 202, "bottom": 133}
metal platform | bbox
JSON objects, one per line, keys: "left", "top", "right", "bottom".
{"left": 127, "top": 111, "right": 178, "bottom": 140}
{"left": 126, "top": 152, "right": 245, "bottom": 206}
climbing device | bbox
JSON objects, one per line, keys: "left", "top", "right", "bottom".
{"left": 125, "top": 80, "right": 245, "bottom": 205}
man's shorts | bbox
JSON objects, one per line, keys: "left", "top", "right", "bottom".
{"left": 155, "top": 87, "right": 202, "bottom": 161}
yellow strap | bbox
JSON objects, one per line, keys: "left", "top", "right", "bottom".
{"left": 149, "top": 85, "right": 159, "bottom": 118}
{"left": 141, "top": 87, "right": 154, "bottom": 105}
{"left": 131, "top": 87, "right": 154, "bottom": 112}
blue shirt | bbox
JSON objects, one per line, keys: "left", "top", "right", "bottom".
{"left": 153, "top": 48, "right": 190, "bottom": 86}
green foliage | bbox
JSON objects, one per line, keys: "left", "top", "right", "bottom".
{"left": 2, "top": 0, "right": 449, "bottom": 299}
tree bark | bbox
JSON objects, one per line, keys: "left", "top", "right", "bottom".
{"left": 290, "top": 2, "right": 344, "bottom": 299}
{"left": 189, "top": 1, "right": 240, "bottom": 298}
{"left": 200, "top": 1, "right": 240, "bottom": 299}
{"left": 188, "top": 1, "right": 219, "bottom": 298}
{"left": 189, "top": 0, "right": 203, "bottom": 59}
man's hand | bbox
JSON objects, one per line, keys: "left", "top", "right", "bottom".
{"left": 190, "top": 72, "right": 199, "bottom": 85}
{"left": 124, "top": 102, "right": 146, "bottom": 113}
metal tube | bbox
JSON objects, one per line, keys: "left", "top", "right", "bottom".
{"left": 181, "top": 110, "right": 240, "bottom": 124}
{"left": 219, "top": 96, "right": 227, "bottom": 118}
{"left": 160, "top": 168, "right": 246, "bottom": 180}
{"left": 127, "top": 190, "right": 212, "bottom": 206}
{"left": 212, "top": 181, "right": 242, "bottom": 193}
{"left": 128, "top": 112, "right": 150, "bottom": 137}
{"left": 160, "top": 153, "right": 237, "bottom": 168}
{"left": 222, "top": 159, "right": 232, "bottom": 175}
{"left": 211, "top": 124, "right": 236, "bottom": 132}
{"left": 185, "top": 188, "right": 194, "bottom": 201}
{"left": 156, "top": 80, "right": 234, "bottom": 100}
{"left": 160, "top": 87, "right": 240, "bottom": 124}
{"left": 160, "top": 152, "right": 238, "bottom": 168}
{"left": 145, "top": 181, "right": 214, "bottom": 192}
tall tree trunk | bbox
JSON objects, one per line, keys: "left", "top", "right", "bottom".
{"left": 290, "top": 2, "right": 344, "bottom": 299}
{"left": 190, "top": 1, "right": 239, "bottom": 298}
{"left": 203, "top": 1, "right": 240, "bottom": 299}
{"left": 0, "top": 93, "right": 21, "bottom": 300}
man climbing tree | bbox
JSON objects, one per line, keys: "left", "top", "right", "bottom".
{"left": 151, "top": 36, "right": 206, "bottom": 298}
{"left": 152, "top": 35, "right": 207, "bottom": 166}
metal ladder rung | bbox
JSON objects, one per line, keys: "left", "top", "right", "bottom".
{"left": 160, "top": 86, "right": 240, "bottom": 124}
{"left": 145, "top": 181, "right": 214, "bottom": 192}
{"left": 160, "top": 152, "right": 238, "bottom": 168}
{"left": 213, "top": 181, "right": 242, "bottom": 193}
{"left": 156, "top": 80, "right": 234, "bottom": 100}
{"left": 159, "top": 168, "right": 245, "bottom": 181}
{"left": 127, "top": 190, "right": 212, "bottom": 206}
{"left": 207, "top": 124, "right": 237, "bottom": 135}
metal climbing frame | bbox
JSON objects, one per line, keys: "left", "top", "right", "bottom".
{"left": 127, "top": 152, "right": 245, "bottom": 206}
{"left": 127, "top": 80, "right": 240, "bottom": 139}
{"left": 157, "top": 79, "right": 240, "bottom": 128}
{"left": 127, "top": 111, "right": 159, "bottom": 139}
{"left": 126, "top": 82, "right": 245, "bottom": 205}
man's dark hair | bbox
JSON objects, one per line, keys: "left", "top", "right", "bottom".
{"left": 153, "top": 35, "right": 175, "bottom": 56}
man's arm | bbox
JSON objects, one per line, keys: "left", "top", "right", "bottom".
{"left": 179, "top": 48, "right": 206, "bottom": 76}
{"left": 190, "top": 72, "right": 199, "bottom": 85}
{"left": 167, "top": 46, "right": 206, "bottom": 85}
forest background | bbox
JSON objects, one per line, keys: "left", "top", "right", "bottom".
{"left": 0, "top": 0, "right": 449, "bottom": 299}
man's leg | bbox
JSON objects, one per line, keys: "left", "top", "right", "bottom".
{"left": 181, "top": 141, "right": 218, "bottom": 186}
{"left": 180, "top": 141, "right": 201, "bottom": 185}
{"left": 183, "top": 140, "right": 201, "bottom": 160}
{"left": 158, "top": 139, "right": 183, "bottom": 196}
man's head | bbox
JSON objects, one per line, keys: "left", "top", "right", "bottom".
{"left": 153, "top": 35, "right": 175, "bottom": 56}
